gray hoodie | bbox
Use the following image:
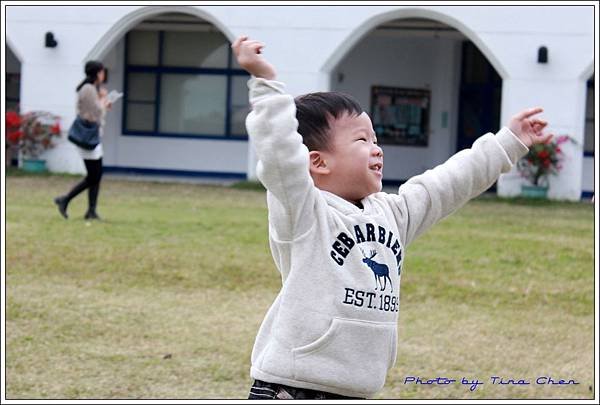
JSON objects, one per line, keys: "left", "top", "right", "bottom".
{"left": 246, "top": 78, "right": 528, "bottom": 398}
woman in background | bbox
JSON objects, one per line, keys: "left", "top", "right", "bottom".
{"left": 55, "top": 60, "right": 111, "bottom": 220}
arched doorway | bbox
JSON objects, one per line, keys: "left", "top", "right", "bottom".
{"left": 91, "top": 9, "right": 250, "bottom": 179}
{"left": 6, "top": 44, "right": 22, "bottom": 167}
{"left": 328, "top": 16, "right": 502, "bottom": 186}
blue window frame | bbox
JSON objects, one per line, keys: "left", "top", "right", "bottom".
{"left": 122, "top": 30, "right": 250, "bottom": 140}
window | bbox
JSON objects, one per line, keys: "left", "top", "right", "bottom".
{"left": 584, "top": 76, "right": 595, "bottom": 155}
{"left": 123, "top": 29, "right": 250, "bottom": 138}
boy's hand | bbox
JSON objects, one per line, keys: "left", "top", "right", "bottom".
{"left": 231, "top": 36, "right": 276, "bottom": 80}
{"left": 508, "top": 107, "right": 553, "bottom": 147}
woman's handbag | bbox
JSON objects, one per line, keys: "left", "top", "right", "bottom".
{"left": 68, "top": 116, "right": 100, "bottom": 150}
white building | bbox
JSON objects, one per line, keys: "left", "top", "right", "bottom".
{"left": 4, "top": 4, "right": 596, "bottom": 200}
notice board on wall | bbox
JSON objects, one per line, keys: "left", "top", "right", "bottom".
{"left": 370, "top": 86, "right": 430, "bottom": 146}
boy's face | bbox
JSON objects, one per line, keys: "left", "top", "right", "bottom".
{"left": 321, "top": 112, "right": 383, "bottom": 203}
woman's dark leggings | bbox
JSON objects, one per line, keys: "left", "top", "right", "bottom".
{"left": 63, "top": 158, "right": 103, "bottom": 213}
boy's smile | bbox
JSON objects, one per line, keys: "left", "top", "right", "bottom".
{"left": 369, "top": 161, "right": 383, "bottom": 177}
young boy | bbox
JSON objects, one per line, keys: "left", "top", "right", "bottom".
{"left": 232, "top": 36, "right": 552, "bottom": 400}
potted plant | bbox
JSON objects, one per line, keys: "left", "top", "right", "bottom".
{"left": 5, "top": 110, "right": 61, "bottom": 172}
{"left": 516, "top": 135, "right": 573, "bottom": 198}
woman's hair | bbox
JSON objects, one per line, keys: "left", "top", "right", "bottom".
{"left": 76, "top": 60, "right": 105, "bottom": 92}
{"left": 294, "top": 92, "right": 363, "bottom": 152}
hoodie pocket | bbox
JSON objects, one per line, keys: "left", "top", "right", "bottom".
{"left": 292, "top": 317, "right": 396, "bottom": 395}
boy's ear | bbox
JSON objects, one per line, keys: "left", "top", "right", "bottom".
{"left": 308, "top": 151, "right": 330, "bottom": 175}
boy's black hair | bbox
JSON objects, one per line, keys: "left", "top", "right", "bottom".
{"left": 294, "top": 92, "right": 363, "bottom": 151}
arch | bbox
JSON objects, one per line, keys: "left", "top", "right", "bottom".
{"left": 84, "top": 5, "right": 235, "bottom": 62}
{"left": 321, "top": 7, "right": 508, "bottom": 80}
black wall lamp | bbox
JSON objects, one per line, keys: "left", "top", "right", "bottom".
{"left": 45, "top": 32, "right": 58, "bottom": 48}
{"left": 537, "top": 46, "right": 548, "bottom": 64}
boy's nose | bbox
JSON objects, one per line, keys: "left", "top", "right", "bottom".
{"left": 373, "top": 145, "right": 383, "bottom": 157}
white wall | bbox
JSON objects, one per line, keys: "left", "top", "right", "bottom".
{"left": 6, "top": 5, "right": 595, "bottom": 199}
{"left": 331, "top": 32, "right": 463, "bottom": 181}
{"left": 6, "top": 5, "right": 139, "bottom": 174}
{"left": 497, "top": 77, "right": 587, "bottom": 200}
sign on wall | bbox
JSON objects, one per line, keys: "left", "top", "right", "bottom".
{"left": 370, "top": 86, "right": 430, "bottom": 146}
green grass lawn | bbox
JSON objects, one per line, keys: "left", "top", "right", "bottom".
{"left": 5, "top": 173, "right": 595, "bottom": 399}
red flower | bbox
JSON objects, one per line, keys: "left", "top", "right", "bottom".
{"left": 518, "top": 135, "right": 571, "bottom": 187}
{"left": 6, "top": 111, "right": 61, "bottom": 158}
{"left": 6, "top": 111, "right": 22, "bottom": 128}
{"left": 7, "top": 130, "right": 23, "bottom": 143}
{"left": 51, "top": 123, "right": 61, "bottom": 135}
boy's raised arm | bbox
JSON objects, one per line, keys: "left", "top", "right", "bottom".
{"left": 233, "top": 36, "right": 317, "bottom": 240}
{"left": 388, "top": 108, "right": 552, "bottom": 246}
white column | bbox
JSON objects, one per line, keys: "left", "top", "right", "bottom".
{"left": 497, "top": 78, "right": 585, "bottom": 201}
